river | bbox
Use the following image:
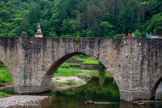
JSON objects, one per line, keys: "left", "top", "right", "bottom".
{"left": 6, "top": 69, "right": 162, "bottom": 108}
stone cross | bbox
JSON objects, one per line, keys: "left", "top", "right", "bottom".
{"left": 21, "top": 21, "right": 27, "bottom": 36}
{"left": 22, "top": 22, "right": 26, "bottom": 31}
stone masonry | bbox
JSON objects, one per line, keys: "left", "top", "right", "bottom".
{"left": 0, "top": 37, "right": 161, "bottom": 102}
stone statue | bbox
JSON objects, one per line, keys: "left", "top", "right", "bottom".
{"left": 35, "top": 23, "right": 43, "bottom": 37}
{"left": 37, "top": 23, "right": 41, "bottom": 33}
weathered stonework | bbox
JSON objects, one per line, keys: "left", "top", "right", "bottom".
{"left": 0, "top": 37, "right": 161, "bottom": 102}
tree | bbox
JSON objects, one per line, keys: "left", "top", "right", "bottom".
{"left": 62, "top": 19, "right": 77, "bottom": 35}
{"left": 147, "top": 13, "right": 162, "bottom": 35}
{"left": 118, "top": 4, "right": 135, "bottom": 33}
{"left": 0, "top": 0, "right": 161, "bottom": 37}
{"left": 100, "top": 21, "right": 113, "bottom": 37}
{"left": 49, "top": 31, "right": 58, "bottom": 37}
{"left": 134, "top": 29, "right": 142, "bottom": 37}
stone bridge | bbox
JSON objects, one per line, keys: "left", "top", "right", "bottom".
{"left": 0, "top": 37, "right": 161, "bottom": 102}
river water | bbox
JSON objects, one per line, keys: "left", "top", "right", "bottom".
{"left": 9, "top": 69, "right": 162, "bottom": 108}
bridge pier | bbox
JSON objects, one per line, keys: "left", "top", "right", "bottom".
{"left": 120, "top": 91, "right": 151, "bottom": 102}
{"left": 14, "top": 86, "right": 52, "bottom": 95}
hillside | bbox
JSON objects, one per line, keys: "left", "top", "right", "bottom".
{"left": 0, "top": 0, "right": 161, "bottom": 37}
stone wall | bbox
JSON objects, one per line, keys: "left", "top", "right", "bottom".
{"left": 0, "top": 37, "right": 161, "bottom": 102}
{"left": 80, "top": 64, "right": 99, "bottom": 69}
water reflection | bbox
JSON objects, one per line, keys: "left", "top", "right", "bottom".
{"left": 54, "top": 69, "right": 120, "bottom": 102}
{"left": 98, "top": 69, "right": 106, "bottom": 87}
{"left": 9, "top": 69, "right": 162, "bottom": 108}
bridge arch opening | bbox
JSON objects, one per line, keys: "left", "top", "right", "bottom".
{"left": 0, "top": 60, "right": 14, "bottom": 96}
{"left": 43, "top": 52, "right": 120, "bottom": 102}
{"left": 151, "top": 77, "right": 162, "bottom": 100}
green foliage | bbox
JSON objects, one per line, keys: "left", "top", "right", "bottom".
{"left": 62, "top": 19, "right": 77, "bottom": 34}
{"left": 0, "top": 61, "right": 3, "bottom": 67}
{"left": 54, "top": 68, "right": 87, "bottom": 77}
{"left": 114, "top": 34, "right": 122, "bottom": 38}
{"left": 54, "top": 80, "right": 83, "bottom": 87}
{"left": 74, "top": 56, "right": 98, "bottom": 64}
{"left": 75, "top": 34, "right": 80, "bottom": 44}
{"left": 0, "top": 91, "right": 14, "bottom": 97}
{"left": 0, "top": 68, "right": 13, "bottom": 85}
{"left": 0, "top": 0, "right": 161, "bottom": 37}
{"left": 49, "top": 32, "right": 58, "bottom": 37}
{"left": 66, "top": 79, "right": 75, "bottom": 85}
{"left": 55, "top": 76, "right": 119, "bottom": 102}
{"left": 147, "top": 13, "right": 162, "bottom": 35}
{"left": 134, "top": 29, "right": 142, "bottom": 37}
{"left": 100, "top": 21, "right": 113, "bottom": 37}
{"left": 60, "top": 63, "right": 70, "bottom": 69}
{"left": 102, "top": 13, "right": 111, "bottom": 22}
{"left": 61, "top": 34, "right": 73, "bottom": 38}
{"left": 118, "top": 2, "right": 135, "bottom": 33}
{"left": 66, "top": 63, "right": 80, "bottom": 66}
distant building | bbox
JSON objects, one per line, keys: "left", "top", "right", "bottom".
{"left": 35, "top": 23, "right": 43, "bottom": 37}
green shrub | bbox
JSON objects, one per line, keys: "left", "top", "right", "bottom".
{"left": 0, "top": 61, "right": 5, "bottom": 67}
{"left": 114, "top": 34, "right": 121, "bottom": 38}
{"left": 0, "top": 91, "right": 14, "bottom": 97}
{"left": 54, "top": 68, "right": 86, "bottom": 77}
{"left": 134, "top": 29, "right": 142, "bottom": 37}
{"left": 60, "top": 63, "right": 70, "bottom": 69}
{"left": 0, "top": 68, "right": 13, "bottom": 85}
{"left": 61, "top": 34, "right": 72, "bottom": 37}
{"left": 75, "top": 34, "right": 80, "bottom": 44}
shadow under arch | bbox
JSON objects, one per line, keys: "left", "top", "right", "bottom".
{"left": 41, "top": 52, "right": 121, "bottom": 95}
{"left": 151, "top": 76, "right": 162, "bottom": 99}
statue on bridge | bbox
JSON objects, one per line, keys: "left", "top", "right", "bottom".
{"left": 35, "top": 23, "right": 43, "bottom": 37}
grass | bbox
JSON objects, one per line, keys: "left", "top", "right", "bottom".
{"left": 66, "top": 63, "right": 81, "bottom": 66}
{"left": 89, "top": 69, "right": 113, "bottom": 77}
{"left": 73, "top": 56, "right": 99, "bottom": 64}
{"left": 0, "top": 91, "right": 14, "bottom": 97}
{"left": 0, "top": 67, "right": 14, "bottom": 97}
{"left": 54, "top": 80, "right": 84, "bottom": 87}
{"left": 0, "top": 67, "right": 8, "bottom": 72}
{"left": 54, "top": 68, "right": 88, "bottom": 77}
{"left": 0, "top": 68, "right": 13, "bottom": 85}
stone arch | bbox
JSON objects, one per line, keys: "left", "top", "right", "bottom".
{"left": 41, "top": 51, "right": 121, "bottom": 93}
{"left": 151, "top": 76, "right": 162, "bottom": 99}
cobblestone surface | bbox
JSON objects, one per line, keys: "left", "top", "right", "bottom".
{"left": 0, "top": 95, "right": 48, "bottom": 108}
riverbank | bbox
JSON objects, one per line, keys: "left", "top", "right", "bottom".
{"left": 0, "top": 95, "right": 49, "bottom": 108}
{"left": 0, "top": 75, "right": 91, "bottom": 107}
{"left": 52, "top": 73, "right": 91, "bottom": 90}
{"left": 0, "top": 64, "right": 90, "bottom": 97}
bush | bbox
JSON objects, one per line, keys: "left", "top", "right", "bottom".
{"left": 49, "top": 32, "right": 58, "bottom": 37}
{"left": 60, "top": 63, "right": 70, "bottom": 69}
{"left": 114, "top": 34, "right": 121, "bottom": 38}
{"left": 61, "top": 34, "right": 73, "bottom": 37}
{"left": 75, "top": 34, "right": 80, "bottom": 44}
{"left": 134, "top": 29, "right": 142, "bottom": 37}
{"left": 0, "top": 61, "right": 5, "bottom": 67}
{"left": 0, "top": 61, "right": 3, "bottom": 67}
